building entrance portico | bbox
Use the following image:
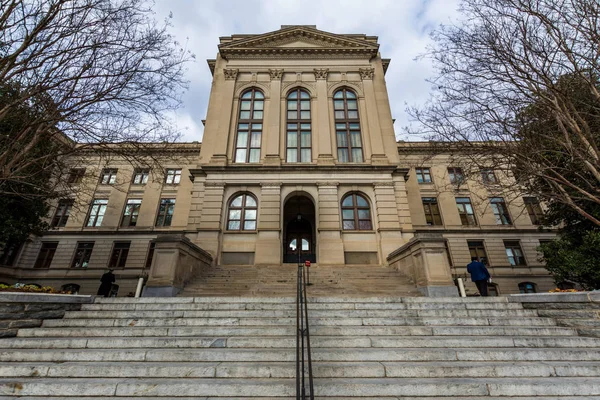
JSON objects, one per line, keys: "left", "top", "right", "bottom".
{"left": 283, "top": 195, "right": 316, "bottom": 263}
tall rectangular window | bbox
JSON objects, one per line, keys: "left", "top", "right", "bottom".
{"left": 524, "top": 197, "right": 543, "bottom": 225}
{"left": 34, "top": 242, "right": 58, "bottom": 269}
{"left": 0, "top": 241, "right": 21, "bottom": 266}
{"left": 235, "top": 89, "right": 264, "bottom": 163}
{"left": 86, "top": 199, "right": 108, "bottom": 227}
{"left": 156, "top": 198, "right": 176, "bottom": 227}
{"left": 165, "top": 169, "right": 181, "bottom": 185}
{"left": 108, "top": 241, "right": 130, "bottom": 268}
{"left": 132, "top": 168, "right": 149, "bottom": 185}
{"left": 51, "top": 199, "right": 73, "bottom": 228}
{"left": 456, "top": 197, "right": 477, "bottom": 226}
{"left": 422, "top": 197, "right": 442, "bottom": 225}
{"left": 334, "top": 89, "right": 363, "bottom": 163}
{"left": 448, "top": 167, "right": 464, "bottom": 185}
{"left": 100, "top": 168, "right": 118, "bottom": 185}
{"left": 67, "top": 168, "right": 85, "bottom": 184}
{"left": 415, "top": 168, "right": 432, "bottom": 183}
{"left": 71, "top": 242, "right": 94, "bottom": 268}
{"left": 481, "top": 168, "right": 498, "bottom": 184}
{"left": 468, "top": 241, "right": 488, "bottom": 265}
{"left": 490, "top": 197, "right": 512, "bottom": 225}
{"left": 286, "top": 89, "right": 312, "bottom": 163}
{"left": 504, "top": 240, "right": 526, "bottom": 266}
{"left": 121, "top": 199, "right": 142, "bottom": 227}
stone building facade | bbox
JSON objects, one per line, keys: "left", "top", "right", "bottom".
{"left": 0, "top": 26, "right": 557, "bottom": 296}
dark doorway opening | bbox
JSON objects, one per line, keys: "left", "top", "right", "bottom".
{"left": 283, "top": 195, "right": 316, "bottom": 263}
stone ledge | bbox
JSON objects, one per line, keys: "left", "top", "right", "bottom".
{"left": 0, "top": 292, "right": 93, "bottom": 304}
{"left": 508, "top": 292, "right": 600, "bottom": 303}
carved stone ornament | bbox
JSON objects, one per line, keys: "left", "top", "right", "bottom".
{"left": 223, "top": 68, "right": 239, "bottom": 80}
{"left": 260, "top": 182, "right": 282, "bottom": 188}
{"left": 373, "top": 181, "right": 395, "bottom": 188}
{"left": 204, "top": 181, "right": 226, "bottom": 187}
{"left": 359, "top": 67, "right": 375, "bottom": 80}
{"left": 316, "top": 181, "right": 339, "bottom": 187}
{"left": 269, "top": 69, "right": 284, "bottom": 80}
{"left": 313, "top": 68, "right": 329, "bottom": 80}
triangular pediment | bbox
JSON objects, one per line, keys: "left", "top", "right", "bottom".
{"left": 219, "top": 26, "right": 379, "bottom": 59}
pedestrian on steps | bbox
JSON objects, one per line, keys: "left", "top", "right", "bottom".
{"left": 97, "top": 269, "right": 116, "bottom": 297}
{"left": 467, "top": 257, "right": 491, "bottom": 297}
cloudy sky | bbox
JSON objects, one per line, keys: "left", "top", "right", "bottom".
{"left": 152, "top": 0, "right": 461, "bottom": 142}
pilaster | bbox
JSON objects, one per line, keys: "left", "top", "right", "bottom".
{"left": 210, "top": 68, "right": 238, "bottom": 165}
{"left": 254, "top": 182, "right": 282, "bottom": 264}
{"left": 264, "top": 69, "right": 283, "bottom": 166}
{"left": 317, "top": 182, "right": 344, "bottom": 264}
{"left": 314, "top": 69, "right": 335, "bottom": 165}
{"left": 373, "top": 181, "right": 404, "bottom": 262}
{"left": 196, "top": 181, "right": 226, "bottom": 261}
{"left": 360, "top": 67, "right": 389, "bottom": 164}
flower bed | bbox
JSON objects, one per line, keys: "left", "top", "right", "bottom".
{"left": 0, "top": 283, "right": 72, "bottom": 294}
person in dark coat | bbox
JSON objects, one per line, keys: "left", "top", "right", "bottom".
{"left": 467, "top": 257, "right": 491, "bottom": 296}
{"left": 97, "top": 269, "right": 116, "bottom": 297}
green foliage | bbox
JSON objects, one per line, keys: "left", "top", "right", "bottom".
{"left": 540, "top": 231, "right": 600, "bottom": 290}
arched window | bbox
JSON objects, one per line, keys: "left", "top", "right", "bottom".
{"left": 518, "top": 282, "right": 537, "bottom": 294}
{"left": 341, "top": 193, "right": 372, "bottom": 230}
{"left": 286, "top": 88, "right": 311, "bottom": 163}
{"left": 334, "top": 88, "right": 363, "bottom": 163}
{"left": 227, "top": 193, "right": 258, "bottom": 231}
{"left": 235, "top": 89, "right": 264, "bottom": 163}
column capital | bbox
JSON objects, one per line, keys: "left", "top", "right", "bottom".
{"left": 359, "top": 67, "right": 375, "bottom": 80}
{"left": 223, "top": 68, "right": 239, "bottom": 80}
{"left": 269, "top": 69, "right": 284, "bottom": 81}
{"left": 313, "top": 68, "right": 329, "bottom": 80}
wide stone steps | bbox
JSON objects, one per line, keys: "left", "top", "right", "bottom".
{"left": 3, "top": 296, "right": 600, "bottom": 398}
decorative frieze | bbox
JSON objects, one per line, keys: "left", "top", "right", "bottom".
{"left": 269, "top": 69, "right": 284, "bottom": 80}
{"left": 260, "top": 182, "right": 282, "bottom": 188}
{"left": 223, "top": 68, "right": 239, "bottom": 80}
{"left": 316, "top": 181, "right": 339, "bottom": 187}
{"left": 204, "top": 181, "right": 226, "bottom": 187}
{"left": 313, "top": 68, "right": 329, "bottom": 80}
{"left": 373, "top": 181, "right": 395, "bottom": 188}
{"left": 359, "top": 67, "right": 375, "bottom": 80}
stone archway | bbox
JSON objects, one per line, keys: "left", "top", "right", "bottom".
{"left": 283, "top": 195, "right": 316, "bottom": 264}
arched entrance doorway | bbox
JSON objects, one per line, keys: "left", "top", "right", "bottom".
{"left": 283, "top": 195, "right": 316, "bottom": 263}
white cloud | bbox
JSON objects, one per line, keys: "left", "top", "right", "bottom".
{"left": 153, "top": 0, "right": 460, "bottom": 142}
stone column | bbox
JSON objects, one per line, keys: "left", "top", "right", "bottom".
{"left": 314, "top": 69, "right": 335, "bottom": 165}
{"left": 209, "top": 68, "right": 238, "bottom": 166}
{"left": 316, "top": 182, "right": 345, "bottom": 264}
{"left": 254, "top": 182, "right": 282, "bottom": 265}
{"left": 196, "top": 181, "right": 226, "bottom": 263}
{"left": 360, "top": 67, "right": 389, "bottom": 165}
{"left": 264, "top": 69, "right": 283, "bottom": 166}
{"left": 373, "top": 181, "right": 403, "bottom": 263}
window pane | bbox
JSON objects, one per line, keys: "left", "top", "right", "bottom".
{"left": 253, "top": 111, "right": 263, "bottom": 119}
{"left": 287, "top": 132, "right": 297, "bottom": 147}
{"left": 335, "top": 110, "right": 345, "bottom": 119}
{"left": 288, "top": 111, "right": 298, "bottom": 119}
{"left": 240, "top": 101, "right": 251, "bottom": 110}
{"left": 245, "top": 209, "right": 257, "bottom": 220}
{"left": 300, "top": 149, "right": 311, "bottom": 163}
{"left": 289, "top": 239, "right": 297, "bottom": 250}
{"left": 358, "top": 209, "right": 370, "bottom": 219}
{"left": 338, "top": 149, "right": 349, "bottom": 162}
{"left": 240, "top": 111, "right": 251, "bottom": 119}
{"left": 250, "top": 132, "right": 261, "bottom": 147}
{"left": 252, "top": 123, "right": 262, "bottom": 130}
{"left": 336, "top": 123, "right": 346, "bottom": 130}
{"left": 248, "top": 149, "right": 260, "bottom": 163}
{"left": 342, "top": 209, "right": 354, "bottom": 219}
{"left": 347, "top": 100, "right": 358, "bottom": 110}
{"left": 356, "top": 196, "right": 368, "bottom": 207}
{"left": 337, "top": 132, "right": 347, "bottom": 147}
{"left": 346, "top": 91, "right": 356, "bottom": 99}
{"left": 334, "top": 100, "right": 344, "bottom": 110}
{"left": 241, "top": 91, "right": 252, "bottom": 99}
{"left": 229, "top": 209, "right": 241, "bottom": 220}
{"left": 287, "top": 101, "right": 298, "bottom": 110}
{"left": 300, "top": 131, "right": 311, "bottom": 147}
{"left": 245, "top": 196, "right": 257, "bottom": 207}
{"left": 351, "top": 149, "right": 363, "bottom": 163}
{"left": 348, "top": 110, "right": 358, "bottom": 119}
{"left": 253, "top": 101, "right": 264, "bottom": 110}
{"left": 235, "top": 149, "right": 247, "bottom": 162}
{"left": 300, "top": 101, "right": 310, "bottom": 110}
{"left": 244, "top": 220, "right": 256, "bottom": 230}
{"left": 334, "top": 91, "right": 344, "bottom": 98}
{"left": 350, "top": 131, "right": 362, "bottom": 147}
{"left": 300, "top": 123, "right": 310, "bottom": 130}
{"left": 349, "top": 123, "right": 360, "bottom": 130}
{"left": 231, "top": 196, "right": 243, "bottom": 207}
{"left": 343, "top": 221, "right": 355, "bottom": 230}
{"left": 228, "top": 221, "right": 241, "bottom": 230}
{"left": 358, "top": 220, "right": 372, "bottom": 230}
{"left": 287, "top": 149, "right": 298, "bottom": 162}
{"left": 254, "top": 91, "right": 264, "bottom": 99}
{"left": 300, "top": 111, "right": 310, "bottom": 119}
{"left": 342, "top": 196, "right": 354, "bottom": 207}
{"left": 288, "top": 91, "right": 298, "bottom": 99}
{"left": 287, "top": 123, "right": 297, "bottom": 130}
{"left": 238, "top": 123, "right": 249, "bottom": 130}
{"left": 237, "top": 131, "right": 248, "bottom": 147}
{"left": 300, "top": 91, "right": 310, "bottom": 99}
{"left": 302, "top": 239, "right": 309, "bottom": 251}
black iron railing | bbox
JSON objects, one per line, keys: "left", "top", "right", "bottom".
{"left": 296, "top": 263, "right": 314, "bottom": 399}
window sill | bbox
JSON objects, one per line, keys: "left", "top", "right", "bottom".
{"left": 341, "top": 230, "right": 375, "bottom": 233}
{"left": 224, "top": 230, "right": 257, "bottom": 234}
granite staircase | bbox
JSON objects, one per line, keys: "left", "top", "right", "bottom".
{"left": 2, "top": 295, "right": 600, "bottom": 398}
{"left": 179, "top": 264, "right": 421, "bottom": 297}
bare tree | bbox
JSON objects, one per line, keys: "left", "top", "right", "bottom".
{"left": 409, "top": 0, "right": 600, "bottom": 227}
{"left": 0, "top": 0, "right": 193, "bottom": 200}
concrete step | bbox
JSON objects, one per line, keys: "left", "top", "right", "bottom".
{"left": 2, "top": 377, "right": 600, "bottom": 397}
{"left": 11, "top": 397, "right": 600, "bottom": 400}
{"left": 4, "top": 360, "right": 600, "bottom": 379}
{"left": 538, "top": 309, "right": 600, "bottom": 318}
{"left": 19, "top": 325, "right": 579, "bottom": 338}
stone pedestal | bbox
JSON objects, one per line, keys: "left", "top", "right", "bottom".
{"left": 387, "top": 233, "right": 457, "bottom": 297}
{"left": 143, "top": 235, "right": 213, "bottom": 297}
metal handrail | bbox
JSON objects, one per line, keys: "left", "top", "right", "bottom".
{"left": 296, "top": 263, "right": 314, "bottom": 399}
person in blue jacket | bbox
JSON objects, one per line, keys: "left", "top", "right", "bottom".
{"left": 467, "top": 257, "right": 491, "bottom": 296}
